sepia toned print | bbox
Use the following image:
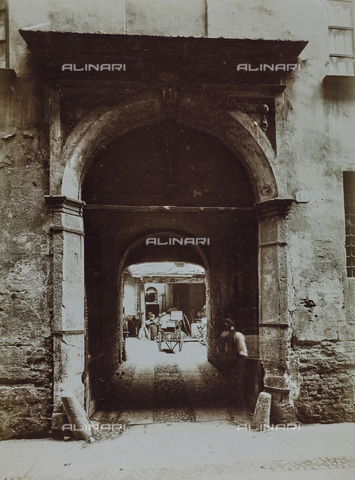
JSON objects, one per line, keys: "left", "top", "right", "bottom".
{"left": 0, "top": 0, "right": 355, "bottom": 478}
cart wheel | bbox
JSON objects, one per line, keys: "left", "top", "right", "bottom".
{"left": 158, "top": 332, "right": 162, "bottom": 351}
{"left": 179, "top": 332, "right": 184, "bottom": 351}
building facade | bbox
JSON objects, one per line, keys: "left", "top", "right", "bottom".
{"left": 1, "top": 0, "right": 355, "bottom": 439}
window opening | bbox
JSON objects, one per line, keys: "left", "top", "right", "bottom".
{"left": 344, "top": 172, "right": 355, "bottom": 277}
{"left": 0, "top": 0, "right": 8, "bottom": 68}
{"left": 326, "top": 0, "right": 355, "bottom": 75}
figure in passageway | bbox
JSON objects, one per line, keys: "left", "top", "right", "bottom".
{"left": 147, "top": 312, "right": 159, "bottom": 340}
{"left": 138, "top": 313, "right": 150, "bottom": 340}
{"left": 221, "top": 317, "right": 248, "bottom": 370}
{"left": 221, "top": 316, "right": 248, "bottom": 407}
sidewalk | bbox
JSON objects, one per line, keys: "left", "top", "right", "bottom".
{"left": 1, "top": 340, "right": 354, "bottom": 480}
{"left": 1, "top": 421, "right": 355, "bottom": 480}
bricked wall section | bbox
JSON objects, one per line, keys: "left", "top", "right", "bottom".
{"left": 295, "top": 341, "right": 355, "bottom": 423}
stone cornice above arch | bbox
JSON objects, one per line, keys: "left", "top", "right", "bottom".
{"left": 20, "top": 30, "right": 307, "bottom": 85}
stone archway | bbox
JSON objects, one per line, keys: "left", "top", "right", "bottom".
{"left": 50, "top": 92, "right": 278, "bottom": 201}
{"left": 45, "top": 90, "right": 296, "bottom": 429}
{"left": 117, "top": 230, "right": 212, "bottom": 357}
{"left": 83, "top": 227, "right": 213, "bottom": 416}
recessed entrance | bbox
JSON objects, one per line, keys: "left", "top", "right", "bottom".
{"left": 90, "top": 259, "right": 256, "bottom": 425}
{"left": 81, "top": 121, "right": 261, "bottom": 424}
{"left": 44, "top": 73, "right": 300, "bottom": 431}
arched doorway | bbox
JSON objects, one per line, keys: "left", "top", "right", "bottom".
{"left": 81, "top": 122, "right": 259, "bottom": 416}
{"left": 46, "top": 92, "right": 296, "bottom": 430}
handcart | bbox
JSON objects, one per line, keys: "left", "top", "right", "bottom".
{"left": 156, "top": 311, "right": 184, "bottom": 352}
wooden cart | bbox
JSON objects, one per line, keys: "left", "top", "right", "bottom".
{"left": 156, "top": 311, "right": 184, "bottom": 352}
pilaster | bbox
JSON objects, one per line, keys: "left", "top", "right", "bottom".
{"left": 255, "top": 198, "right": 296, "bottom": 421}
{"left": 45, "top": 195, "right": 86, "bottom": 422}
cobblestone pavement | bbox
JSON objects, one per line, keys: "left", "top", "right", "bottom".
{"left": 2, "top": 455, "right": 355, "bottom": 479}
{"left": 92, "top": 338, "right": 252, "bottom": 426}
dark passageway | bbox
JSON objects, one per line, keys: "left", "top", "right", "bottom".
{"left": 82, "top": 121, "right": 260, "bottom": 423}
{"left": 91, "top": 338, "right": 252, "bottom": 427}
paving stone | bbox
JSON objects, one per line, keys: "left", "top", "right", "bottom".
{"left": 10, "top": 340, "right": 348, "bottom": 480}
{"left": 89, "top": 339, "right": 254, "bottom": 430}
{"left": 5, "top": 456, "right": 355, "bottom": 479}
